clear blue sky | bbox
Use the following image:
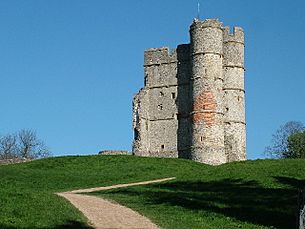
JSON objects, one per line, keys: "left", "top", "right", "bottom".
{"left": 0, "top": 0, "right": 304, "bottom": 159}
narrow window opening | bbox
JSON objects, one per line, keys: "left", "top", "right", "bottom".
{"left": 160, "top": 91, "right": 164, "bottom": 97}
{"left": 226, "top": 108, "right": 229, "bottom": 112}
{"left": 161, "top": 144, "right": 165, "bottom": 149}
{"left": 171, "top": 92, "right": 176, "bottom": 99}
{"left": 134, "top": 129, "right": 139, "bottom": 140}
{"left": 200, "top": 136, "right": 204, "bottom": 142}
{"left": 144, "top": 74, "right": 149, "bottom": 86}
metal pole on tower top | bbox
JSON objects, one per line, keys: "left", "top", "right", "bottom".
{"left": 197, "top": 1, "right": 200, "bottom": 20}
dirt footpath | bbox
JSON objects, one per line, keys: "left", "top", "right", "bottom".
{"left": 57, "top": 177, "right": 176, "bottom": 229}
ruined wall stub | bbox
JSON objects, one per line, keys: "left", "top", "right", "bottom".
{"left": 132, "top": 18, "right": 246, "bottom": 165}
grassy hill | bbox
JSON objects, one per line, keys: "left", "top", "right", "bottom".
{"left": 0, "top": 155, "right": 304, "bottom": 228}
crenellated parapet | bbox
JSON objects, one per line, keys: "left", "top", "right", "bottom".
{"left": 190, "top": 18, "right": 224, "bottom": 30}
{"left": 223, "top": 26, "right": 244, "bottom": 69}
{"left": 144, "top": 47, "right": 177, "bottom": 66}
{"left": 223, "top": 27, "right": 244, "bottom": 44}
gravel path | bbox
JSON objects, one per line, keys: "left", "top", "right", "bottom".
{"left": 57, "top": 177, "right": 176, "bottom": 229}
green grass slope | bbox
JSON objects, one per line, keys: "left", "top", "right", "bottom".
{"left": 0, "top": 156, "right": 304, "bottom": 228}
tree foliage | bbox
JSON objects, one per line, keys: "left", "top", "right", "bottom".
{"left": 265, "top": 121, "right": 305, "bottom": 158}
{"left": 0, "top": 129, "right": 51, "bottom": 160}
{"left": 287, "top": 132, "right": 305, "bottom": 158}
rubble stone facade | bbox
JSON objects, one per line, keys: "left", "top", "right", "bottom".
{"left": 132, "top": 19, "right": 246, "bottom": 165}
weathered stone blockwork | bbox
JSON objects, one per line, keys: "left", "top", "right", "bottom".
{"left": 0, "top": 158, "right": 32, "bottom": 165}
{"left": 133, "top": 19, "right": 246, "bottom": 165}
{"left": 99, "top": 150, "right": 130, "bottom": 155}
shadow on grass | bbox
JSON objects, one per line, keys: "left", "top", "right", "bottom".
{"left": 51, "top": 220, "right": 93, "bottom": 229}
{"left": 0, "top": 220, "right": 93, "bottom": 229}
{"left": 102, "top": 177, "right": 305, "bottom": 229}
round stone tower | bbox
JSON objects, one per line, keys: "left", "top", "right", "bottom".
{"left": 223, "top": 26, "right": 246, "bottom": 161}
{"left": 189, "top": 19, "right": 226, "bottom": 165}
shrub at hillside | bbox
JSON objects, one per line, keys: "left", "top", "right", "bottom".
{"left": 265, "top": 121, "right": 305, "bottom": 158}
{"left": 287, "top": 132, "right": 305, "bottom": 158}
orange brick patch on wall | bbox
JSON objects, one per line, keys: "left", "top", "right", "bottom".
{"left": 192, "top": 89, "right": 217, "bottom": 127}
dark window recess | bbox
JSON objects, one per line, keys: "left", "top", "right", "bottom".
{"left": 171, "top": 92, "right": 176, "bottom": 99}
{"left": 161, "top": 145, "right": 165, "bottom": 149}
{"left": 134, "top": 129, "right": 139, "bottom": 140}
{"left": 226, "top": 108, "right": 229, "bottom": 112}
{"left": 160, "top": 91, "right": 164, "bottom": 96}
{"left": 200, "top": 136, "right": 204, "bottom": 142}
{"left": 144, "top": 73, "right": 149, "bottom": 85}
{"left": 158, "top": 104, "right": 163, "bottom": 110}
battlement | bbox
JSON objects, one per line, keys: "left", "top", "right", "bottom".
{"left": 190, "top": 18, "right": 223, "bottom": 31}
{"left": 144, "top": 47, "right": 177, "bottom": 66}
{"left": 223, "top": 26, "right": 244, "bottom": 44}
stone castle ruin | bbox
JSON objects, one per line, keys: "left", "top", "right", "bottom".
{"left": 132, "top": 19, "right": 246, "bottom": 165}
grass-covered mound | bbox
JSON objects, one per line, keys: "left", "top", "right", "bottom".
{"left": 0, "top": 156, "right": 304, "bottom": 228}
{"left": 92, "top": 158, "right": 305, "bottom": 229}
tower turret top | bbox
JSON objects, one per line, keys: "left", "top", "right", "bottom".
{"left": 223, "top": 26, "right": 244, "bottom": 44}
{"left": 190, "top": 18, "right": 223, "bottom": 30}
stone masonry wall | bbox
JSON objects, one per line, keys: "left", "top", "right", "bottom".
{"left": 223, "top": 26, "right": 246, "bottom": 161}
{"left": 133, "top": 46, "right": 191, "bottom": 158}
{"left": 99, "top": 150, "right": 130, "bottom": 155}
{"left": 132, "top": 19, "right": 246, "bottom": 165}
{"left": 189, "top": 19, "right": 226, "bottom": 165}
{"left": 0, "top": 158, "right": 32, "bottom": 165}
